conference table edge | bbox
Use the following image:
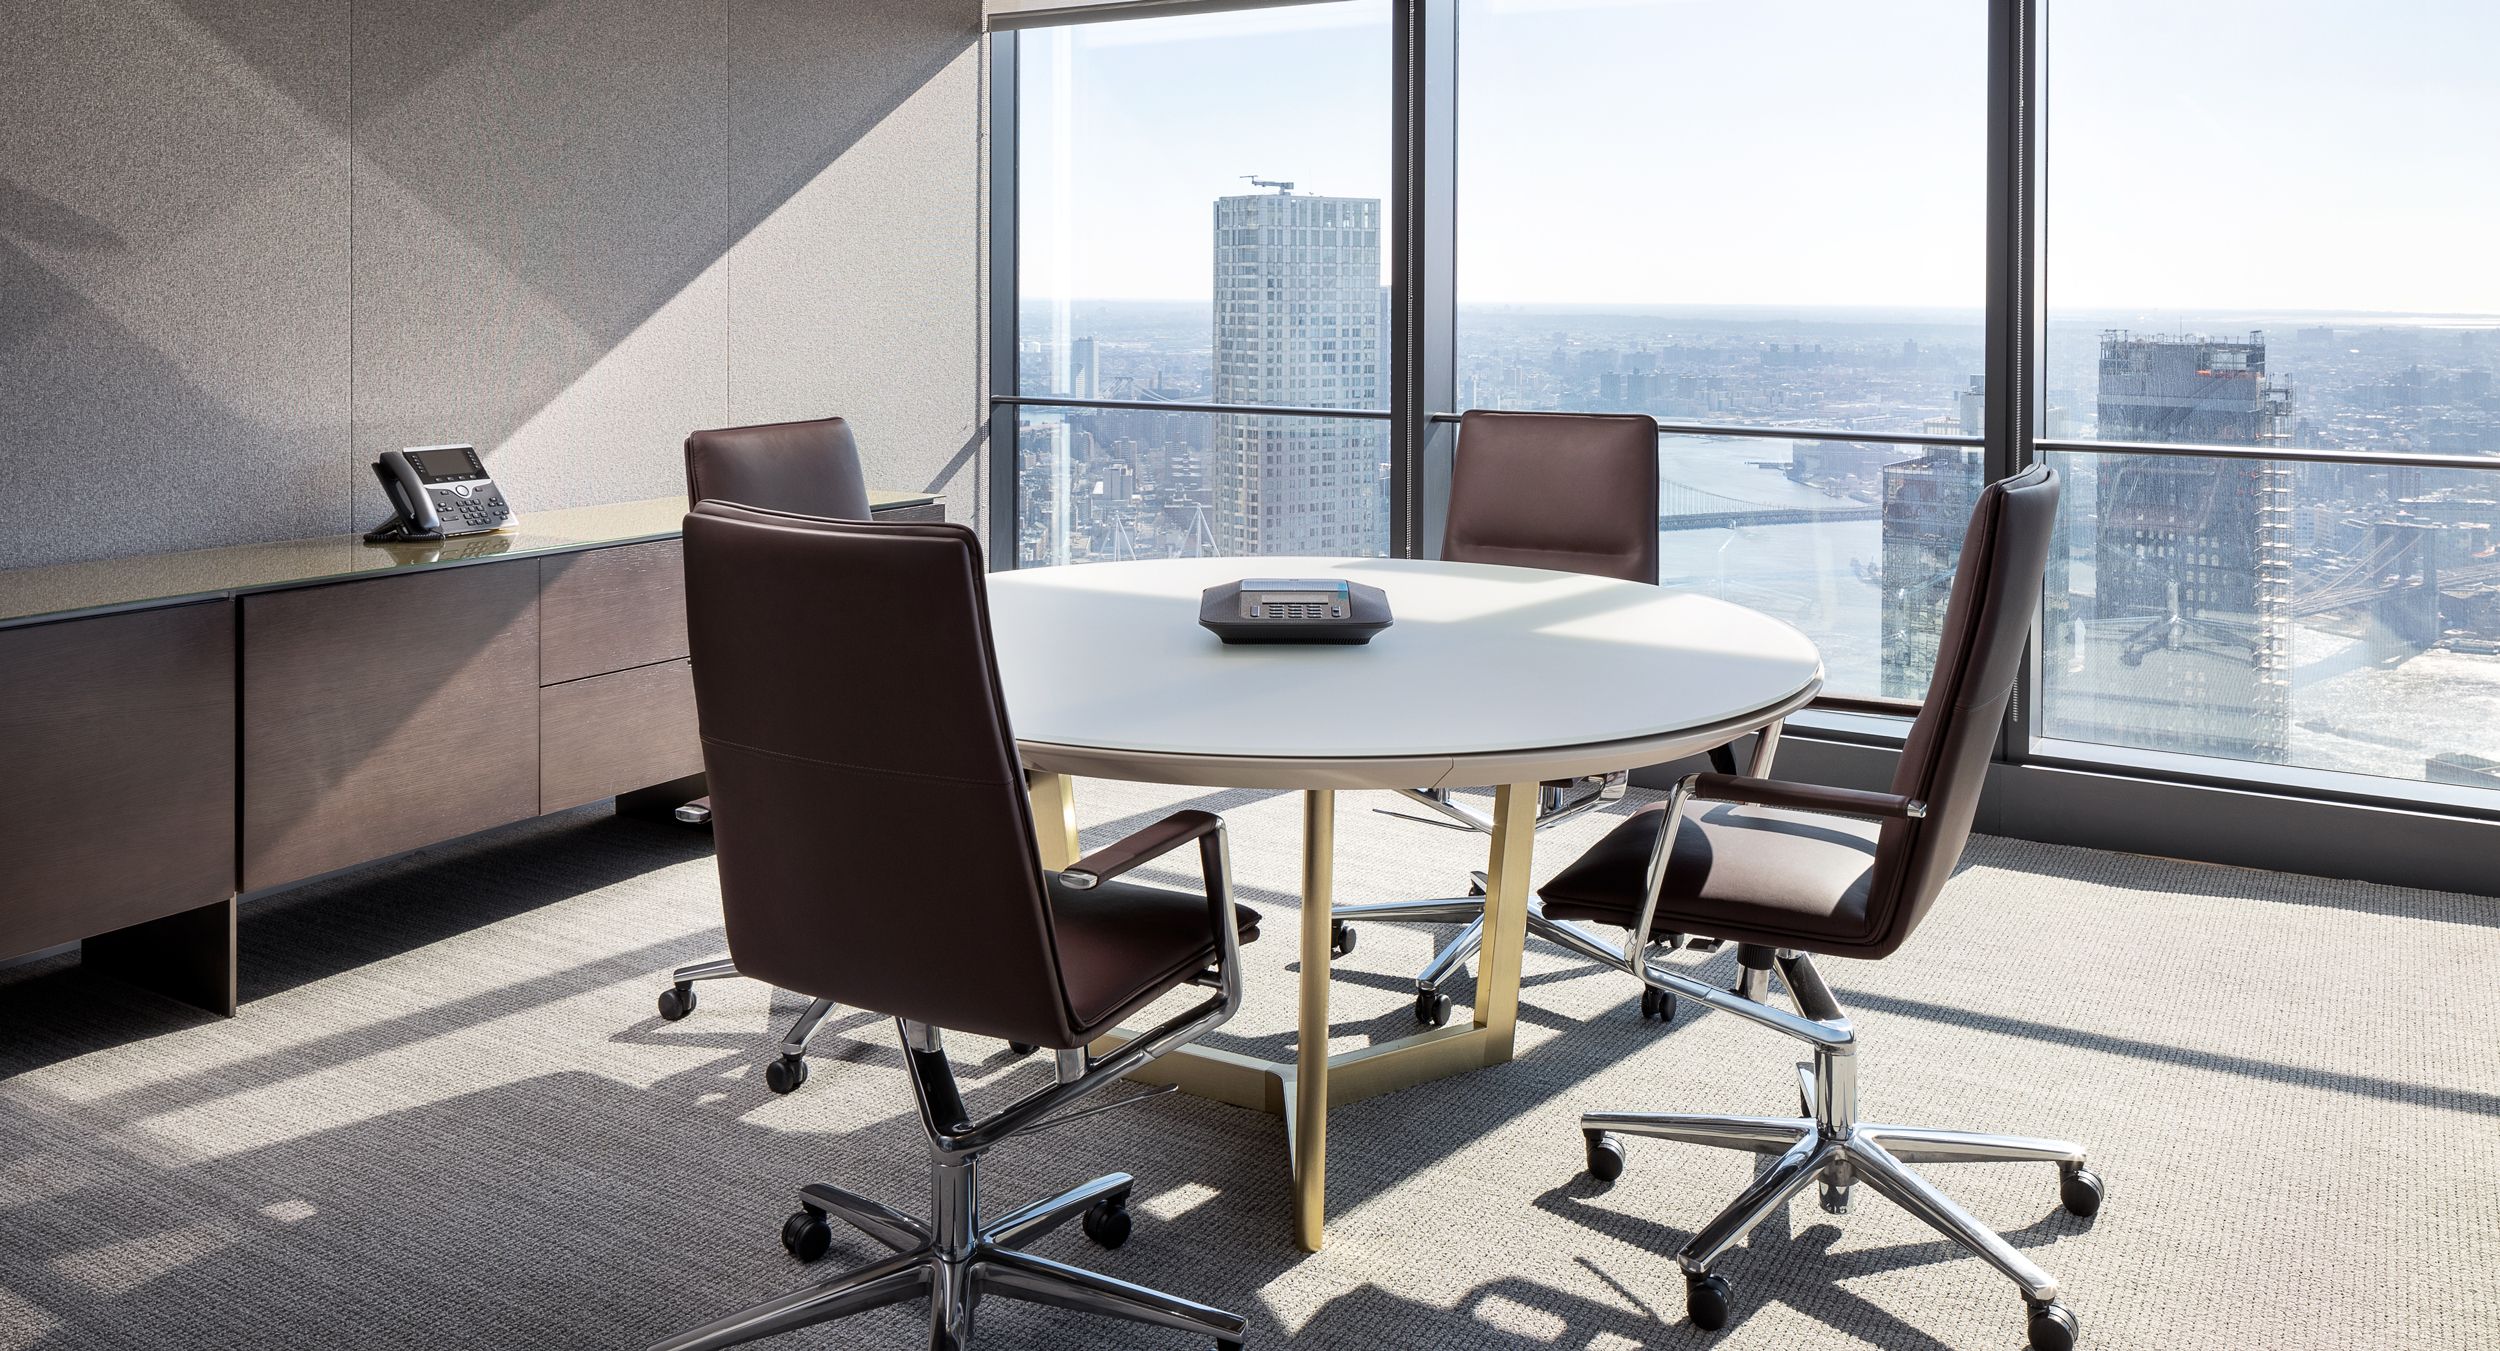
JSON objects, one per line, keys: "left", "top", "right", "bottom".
{"left": 1014, "top": 676, "right": 1825, "bottom": 791}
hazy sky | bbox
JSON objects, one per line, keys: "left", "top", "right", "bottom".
{"left": 1017, "top": 0, "right": 2500, "bottom": 316}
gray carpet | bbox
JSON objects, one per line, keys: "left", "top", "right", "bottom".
{"left": 3, "top": 778, "right": 2495, "bottom": 1350}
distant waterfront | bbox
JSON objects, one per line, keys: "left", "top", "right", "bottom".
{"left": 1659, "top": 440, "right": 2500, "bottom": 786}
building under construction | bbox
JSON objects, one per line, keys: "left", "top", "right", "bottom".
{"left": 2050, "top": 333, "right": 2296, "bottom": 762}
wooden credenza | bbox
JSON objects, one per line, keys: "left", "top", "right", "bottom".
{"left": 0, "top": 492, "right": 941, "bottom": 1014}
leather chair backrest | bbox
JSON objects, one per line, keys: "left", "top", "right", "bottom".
{"left": 1442, "top": 410, "right": 1660, "bottom": 582}
{"left": 681, "top": 501, "right": 1083, "bottom": 1046}
{"left": 685, "top": 416, "right": 872, "bottom": 520}
{"left": 1859, "top": 464, "right": 2060, "bottom": 957}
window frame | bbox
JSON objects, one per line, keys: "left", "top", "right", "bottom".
{"left": 984, "top": 0, "right": 2500, "bottom": 831}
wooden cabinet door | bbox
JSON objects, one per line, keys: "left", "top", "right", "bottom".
{"left": 242, "top": 563, "right": 539, "bottom": 891}
{"left": 0, "top": 603, "right": 236, "bottom": 959}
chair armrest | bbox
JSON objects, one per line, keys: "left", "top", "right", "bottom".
{"left": 1690, "top": 773, "right": 1927, "bottom": 820}
{"left": 1058, "top": 809, "right": 1225, "bottom": 890}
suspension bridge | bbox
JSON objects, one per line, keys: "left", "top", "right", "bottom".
{"left": 1658, "top": 480, "right": 1882, "bottom": 531}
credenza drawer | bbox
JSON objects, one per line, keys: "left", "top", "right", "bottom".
{"left": 540, "top": 659, "right": 702, "bottom": 814}
{"left": 539, "top": 540, "right": 688, "bottom": 685}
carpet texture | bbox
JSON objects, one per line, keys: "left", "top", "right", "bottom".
{"left": 2, "top": 778, "right": 2494, "bottom": 1350}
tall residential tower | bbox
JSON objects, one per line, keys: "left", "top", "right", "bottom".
{"left": 1209, "top": 186, "right": 1386, "bottom": 556}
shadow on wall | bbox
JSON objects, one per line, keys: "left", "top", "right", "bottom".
{"left": 0, "top": 0, "right": 981, "bottom": 573}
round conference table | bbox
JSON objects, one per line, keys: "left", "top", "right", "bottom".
{"left": 986, "top": 555, "right": 1824, "bottom": 1252}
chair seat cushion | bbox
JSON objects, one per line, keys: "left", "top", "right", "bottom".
{"left": 1048, "top": 874, "right": 1261, "bottom": 1037}
{"left": 1540, "top": 801, "right": 1880, "bottom": 950}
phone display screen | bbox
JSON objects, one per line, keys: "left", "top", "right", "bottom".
{"left": 1238, "top": 579, "right": 1352, "bottom": 620}
{"left": 406, "top": 447, "right": 485, "bottom": 483}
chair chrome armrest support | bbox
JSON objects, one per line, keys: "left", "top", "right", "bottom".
{"left": 1689, "top": 774, "right": 1927, "bottom": 820}
{"left": 915, "top": 819, "right": 1245, "bottom": 1158}
{"left": 1621, "top": 774, "right": 1858, "bottom": 1053}
{"left": 1057, "top": 808, "right": 1225, "bottom": 890}
{"left": 1626, "top": 774, "right": 1703, "bottom": 975}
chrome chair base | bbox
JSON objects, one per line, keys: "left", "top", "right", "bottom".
{"left": 650, "top": 1166, "right": 1243, "bottom": 1351}
{"left": 655, "top": 959, "right": 838, "bottom": 1096}
{"left": 654, "top": 905, "right": 1250, "bottom": 1351}
{"left": 1368, "top": 773, "right": 1626, "bottom": 834}
{"left": 1580, "top": 949, "right": 2099, "bottom": 1351}
{"left": 1329, "top": 888, "right": 1684, "bottom": 1027}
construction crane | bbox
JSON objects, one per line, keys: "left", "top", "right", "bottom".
{"left": 1241, "top": 175, "right": 1295, "bottom": 194}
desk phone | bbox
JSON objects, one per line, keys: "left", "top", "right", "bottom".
{"left": 365, "top": 445, "right": 514, "bottom": 543}
{"left": 1199, "top": 577, "right": 1393, "bottom": 645}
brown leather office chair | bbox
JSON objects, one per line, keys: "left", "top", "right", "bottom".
{"left": 684, "top": 415, "right": 873, "bottom": 522}
{"left": 650, "top": 501, "right": 1260, "bottom": 1351}
{"left": 1333, "top": 409, "right": 1755, "bottom": 1027}
{"left": 1558, "top": 465, "right": 2099, "bottom": 1351}
{"left": 654, "top": 416, "right": 874, "bottom": 1094}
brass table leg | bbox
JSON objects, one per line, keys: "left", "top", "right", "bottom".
{"left": 1472, "top": 783, "right": 1537, "bottom": 1054}
{"left": 1027, "top": 772, "right": 1081, "bottom": 871}
{"left": 1050, "top": 776, "right": 1538, "bottom": 1254}
{"left": 1292, "top": 789, "right": 1335, "bottom": 1251}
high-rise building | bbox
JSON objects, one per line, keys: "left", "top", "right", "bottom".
{"left": 2054, "top": 332, "right": 2295, "bottom": 761}
{"left": 1068, "top": 336, "right": 1100, "bottom": 401}
{"left": 1879, "top": 377, "right": 1987, "bottom": 698}
{"left": 1209, "top": 186, "right": 1385, "bottom": 556}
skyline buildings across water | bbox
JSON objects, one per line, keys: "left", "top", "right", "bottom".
{"left": 1013, "top": 206, "right": 2500, "bottom": 798}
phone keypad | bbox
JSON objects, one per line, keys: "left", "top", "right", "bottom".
{"left": 427, "top": 481, "right": 511, "bottom": 536}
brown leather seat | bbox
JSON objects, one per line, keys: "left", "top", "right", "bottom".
{"left": 662, "top": 500, "right": 1260, "bottom": 1351}
{"left": 1542, "top": 800, "right": 1880, "bottom": 947}
{"left": 1444, "top": 407, "right": 1666, "bottom": 786}
{"left": 656, "top": 415, "right": 874, "bottom": 1075}
{"left": 1443, "top": 408, "right": 1659, "bottom": 582}
{"left": 1540, "top": 465, "right": 2061, "bottom": 961}
{"left": 684, "top": 416, "right": 871, "bottom": 520}
{"left": 682, "top": 500, "right": 1257, "bottom": 1050}
{"left": 1048, "top": 873, "right": 1260, "bottom": 1035}
{"left": 1563, "top": 467, "right": 2087, "bottom": 1348}
{"left": 1335, "top": 409, "right": 1692, "bottom": 1027}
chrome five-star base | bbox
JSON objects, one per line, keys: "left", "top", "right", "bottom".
{"left": 651, "top": 1001, "right": 1249, "bottom": 1351}
{"left": 1580, "top": 947, "right": 2103, "bottom": 1351}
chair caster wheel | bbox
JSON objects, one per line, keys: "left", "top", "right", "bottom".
{"left": 1466, "top": 872, "right": 1487, "bottom": 897}
{"left": 1414, "top": 988, "right": 1453, "bottom": 1028}
{"left": 1684, "top": 1272, "right": 1732, "bottom": 1331}
{"left": 1008, "top": 1042, "right": 1037, "bottom": 1057}
{"left": 1330, "top": 920, "right": 1356, "bottom": 959}
{"left": 765, "top": 1054, "right": 809, "bottom": 1095}
{"left": 1638, "top": 987, "right": 1676, "bottom": 1022}
{"left": 1583, "top": 1130, "right": 1625, "bottom": 1182}
{"left": 781, "top": 1207, "right": 832, "bottom": 1263}
{"left": 1081, "top": 1197, "right": 1132, "bottom": 1249}
{"left": 2027, "top": 1300, "right": 2079, "bottom": 1350}
{"left": 657, "top": 983, "right": 696, "bottom": 1022}
{"left": 2059, "top": 1165, "right": 2104, "bottom": 1218}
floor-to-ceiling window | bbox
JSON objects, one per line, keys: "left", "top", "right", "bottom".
{"left": 1006, "top": 2, "right": 1392, "bottom": 567}
{"left": 990, "top": 0, "right": 2500, "bottom": 824}
{"left": 2034, "top": 0, "right": 2500, "bottom": 802}
{"left": 1455, "top": 0, "right": 1987, "bottom": 703}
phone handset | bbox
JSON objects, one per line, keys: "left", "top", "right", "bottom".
{"left": 365, "top": 450, "right": 445, "bottom": 542}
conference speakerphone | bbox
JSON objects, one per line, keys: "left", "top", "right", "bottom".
{"left": 1199, "top": 577, "right": 1393, "bottom": 645}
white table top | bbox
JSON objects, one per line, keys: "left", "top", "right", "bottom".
{"left": 988, "top": 556, "right": 1824, "bottom": 792}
